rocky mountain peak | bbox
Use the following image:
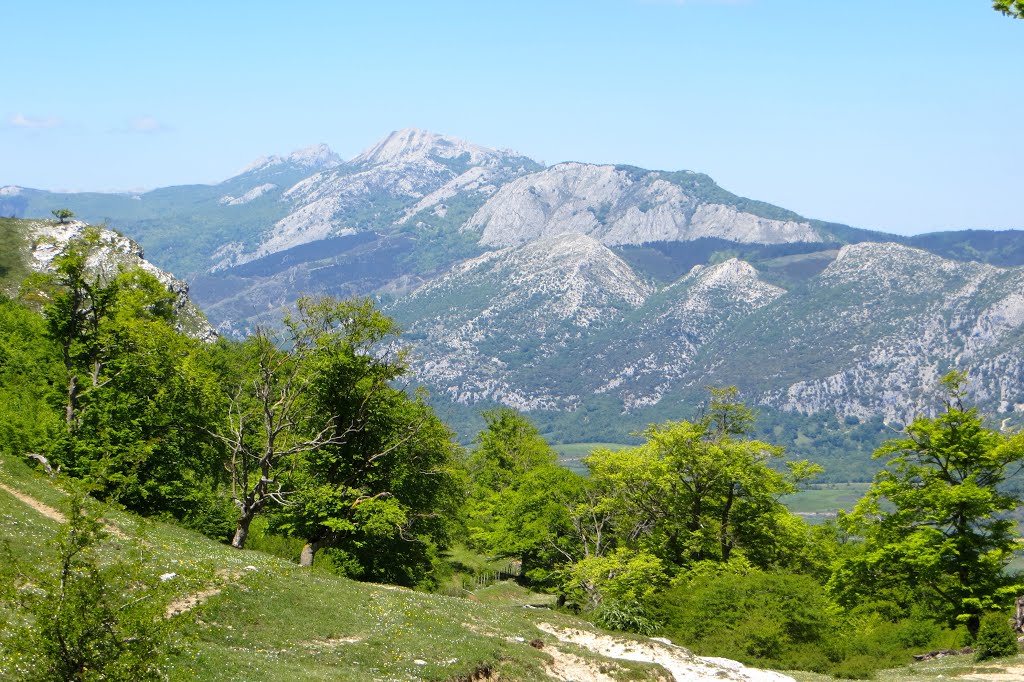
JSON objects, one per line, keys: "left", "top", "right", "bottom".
{"left": 350, "top": 128, "right": 519, "bottom": 168}
{"left": 237, "top": 143, "right": 342, "bottom": 176}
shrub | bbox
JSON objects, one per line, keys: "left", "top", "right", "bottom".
{"left": 593, "top": 599, "right": 660, "bottom": 636}
{"left": 975, "top": 612, "right": 1019, "bottom": 661}
{"left": 1, "top": 495, "right": 180, "bottom": 681}
{"left": 656, "top": 569, "right": 838, "bottom": 667}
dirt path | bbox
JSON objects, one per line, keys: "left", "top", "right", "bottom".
{"left": 537, "top": 623, "right": 795, "bottom": 682}
{"left": 0, "top": 481, "right": 66, "bottom": 522}
{"left": 961, "top": 666, "right": 1024, "bottom": 681}
{"left": 0, "top": 480, "right": 127, "bottom": 537}
{"left": 164, "top": 566, "right": 257, "bottom": 618}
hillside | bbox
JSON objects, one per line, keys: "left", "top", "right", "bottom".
{"left": 0, "top": 217, "right": 215, "bottom": 341}
{"left": 5, "top": 445, "right": 1024, "bottom": 681}
{"left": 0, "top": 455, "right": 801, "bottom": 682}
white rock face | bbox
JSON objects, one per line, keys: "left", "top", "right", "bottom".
{"left": 350, "top": 128, "right": 515, "bottom": 168}
{"left": 397, "top": 166, "right": 499, "bottom": 223}
{"left": 395, "top": 233, "right": 652, "bottom": 410}
{"left": 753, "top": 242, "right": 1024, "bottom": 423}
{"left": 390, "top": 237, "right": 1024, "bottom": 425}
{"left": 27, "top": 220, "right": 216, "bottom": 341}
{"left": 537, "top": 623, "right": 795, "bottom": 682}
{"left": 219, "top": 183, "right": 277, "bottom": 206}
{"left": 212, "top": 130, "right": 537, "bottom": 270}
{"left": 0, "top": 185, "right": 22, "bottom": 196}
{"left": 392, "top": 238, "right": 791, "bottom": 413}
{"left": 465, "top": 163, "right": 819, "bottom": 247}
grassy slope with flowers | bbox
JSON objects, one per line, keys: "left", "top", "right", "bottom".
{"left": 3, "top": 454, "right": 1023, "bottom": 682}
{"left": 0, "top": 455, "right": 659, "bottom": 681}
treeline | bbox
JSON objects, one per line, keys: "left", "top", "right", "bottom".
{"left": 463, "top": 381, "right": 1024, "bottom": 676}
{"left": 3, "top": 229, "right": 1024, "bottom": 677}
{"left": 1, "top": 228, "right": 463, "bottom": 586}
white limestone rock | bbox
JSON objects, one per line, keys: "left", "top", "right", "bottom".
{"left": 465, "top": 162, "right": 819, "bottom": 247}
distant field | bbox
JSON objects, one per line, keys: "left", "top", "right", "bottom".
{"left": 781, "top": 483, "right": 870, "bottom": 519}
{"left": 553, "top": 442, "right": 631, "bottom": 473}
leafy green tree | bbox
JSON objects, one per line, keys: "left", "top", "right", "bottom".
{"left": 50, "top": 208, "right": 74, "bottom": 225}
{"left": 215, "top": 295, "right": 459, "bottom": 565}
{"left": 994, "top": 0, "right": 1024, "bottom": 18}
{"left": 464, "top": 410, "right": 586, "bottom": 574}
{"left": 587, "top": 388, "right": 820, "bottom": 570}
{"left": 0, "top": 297, "right": 64, "bottom": 461}
{"left": 1, "top": 495, "right": 180, "bottom": 681}
{"left": 282, "top": 392, "right": 464, "bottom": 584}
{"left": 562, "top": 547, "right": 667, "bottom": 613}
{"left": 35, "top": 231, "right": 229, "bottom": 535}
{"left": 485, "top": 462, "right": 603, "bottom": 586}
{"left": 465, "top": 408, "right": 558, "bottom": 548}
{"left": 833, "top": 372, "right": 1024, "bottom": 635}
{"left": 467, "top": 407, "right": 559, "bottom": 495}
{"left": 974, "top": 612, "right": 1019, "bottom": 660}
{"left": 38, "top": 229, "right": 120, "bottom": 432}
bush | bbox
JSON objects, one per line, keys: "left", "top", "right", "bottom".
{"left": 656, "top": 570, "right": 838, "bottom": 669}
{"left": 593, "top": 599, "right": 660, "bottom": 636}
{"left": 655, "top": 569, "right": 962, "bottom": 677}
{"left": 1, "top": 495, "right": 181, "bottom": 681}
{"left": 975, "top": 612, "right": 1019, "bottom": 661}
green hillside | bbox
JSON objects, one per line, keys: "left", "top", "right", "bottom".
{"left": 0, "top": 456, "right": 663, "bottom": 681}
{"left": 4, "top": 456, "right": 1023, "bottom": 682}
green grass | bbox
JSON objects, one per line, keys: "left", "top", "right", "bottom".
{"left": 4, "top": 456, "right": 1021, "bottom": 682}
{"left": 781, "top": 483, "right": 870, "bottom": 519}
{"left": 0, "top": 455, "right": 663, "bottom": 681}
{"left": 553, "top": 442, "right": 631, "bottom": 474}
{"left": 787, "top": 653, "right": 1024, "bottom": 682}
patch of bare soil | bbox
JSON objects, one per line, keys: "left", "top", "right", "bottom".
{"left": 302, "top": 636, "right": 363, "bottom": 650}
{"left": 0, "top": 481, "right": 66, "bottom": 522}
{"left": 0, "top": 481, "right": 128, "bottom": 537}
{"left": 960, "top": 665, "right": 1024, "bottom": 681}
{"left": 164, "top": 568, "right": 251, "bottom": 618}
{"left": 536, "top": 623, "right": 795, "bottom": 682}
{"left": 165, "top": 586, "right": 222, "bottom": 618}
{"left": 543, "top": 646, "right": 621, "bottom": 682}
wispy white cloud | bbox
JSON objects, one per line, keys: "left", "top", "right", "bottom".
{"left": 127, "top": 115, "right": 170, "bottom": 134}
{"left": 9, "top": 113, "right": 63, "bottom": 129}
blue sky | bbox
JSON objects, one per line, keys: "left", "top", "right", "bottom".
{"left": 2, "top": 1, "right": 1021, "bottom": 234}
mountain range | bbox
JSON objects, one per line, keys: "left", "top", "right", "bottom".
{"left": 4, "top": 128, "right": 1023, "bottom": 478}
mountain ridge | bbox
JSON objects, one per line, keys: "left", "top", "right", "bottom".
{"left": 4, "top": 129, "right": 1023, "bottom": 466}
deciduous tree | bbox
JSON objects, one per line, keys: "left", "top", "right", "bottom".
{"left": 586, "top": 387, "right": 821, "bottom": 570}
{"left": 833, "top": 372, "right": 1024, "bottom": 635}
{"left": 994, "top": 0, "right": 1024, "bottom": 19}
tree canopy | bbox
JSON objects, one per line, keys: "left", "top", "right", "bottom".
{"left": 994, "top": 0, "right": 1024, "bottom": 18}
{"left": 833, "top": 372, "right": 1024, "bottom": 634}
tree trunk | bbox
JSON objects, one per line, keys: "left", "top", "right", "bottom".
{"left": 299, "top": 538, "right": 330, "bottom": 567}
{"left": 232, "top": 514, "right": 253, "bottom": 549}
{"left": 720, "top": 482, "right": 736, "bottom": 562}
{"left": 65, "top": 374, "right": 77, "bottom": 431}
